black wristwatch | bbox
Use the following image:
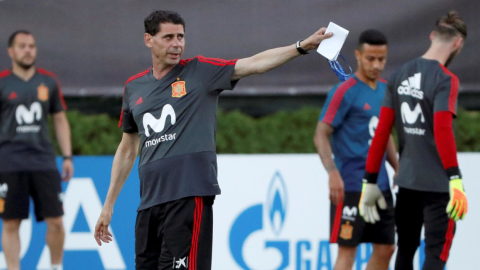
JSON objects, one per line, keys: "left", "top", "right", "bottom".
{"left": 296, "top": 40, "right": 309, "bottom": 55}
{"left": 63, "top": 156, "right": 73, "bottom": 161}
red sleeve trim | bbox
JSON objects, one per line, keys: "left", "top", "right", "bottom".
{"left": 434, "top": 111, "right": 458, "bottom": 170}
{"left": 37, "top": 68, "right": 67, "bottom": 110}
{"left": 180, "top": 56, "right": 237, "bottom": 66}
{"left": 119, "top": 68, "right": 150, "bottom": 128}
{"left": 0, "top": 69, "right": 10, "bottom": 79}
{"left": 322, "top": 78, "right": 357, "bottom": 124}
{"left": 365, "top": 107, "right": 395, "bottom": 174}
{"left": 439, "top": 64, "right": 459, "bottom": 114}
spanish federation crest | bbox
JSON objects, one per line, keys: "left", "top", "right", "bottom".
{"left": 340, "top": 221, "right": 353, "bottom": 240}
{"left": 37, "top": 83, "right": 49, "bottom": 101}
{"left": 171, "top": 81, "right": 186, "bottom": 98}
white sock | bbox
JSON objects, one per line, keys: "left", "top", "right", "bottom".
{"left": 51, "top": 264, "right": 63, "bottom": 270}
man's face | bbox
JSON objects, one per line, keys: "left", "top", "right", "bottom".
{"left": 355, "top": 44, "right": 388, "bottom": 80}
{"left": 146, "top": 23, "right": 185, "bottom": 66}
{"left": 8, "top": 33, "right": 37, "bottom": 69}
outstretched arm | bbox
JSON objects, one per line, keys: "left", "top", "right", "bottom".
{"left": 94, "top": 132, "right": 139, "bottom": 245}
{"left": 231, "top": 28, "right": 332, "bottom": 80}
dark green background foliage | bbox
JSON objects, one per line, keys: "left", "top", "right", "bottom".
{"left": 50, "top": 108, "right": 480, "bottom": 155}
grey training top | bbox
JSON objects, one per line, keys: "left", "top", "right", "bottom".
{"left": 0, "top": 68, "right": 66, "bottom": 172}
{"left": 382, "top": 58, "right": 459, "bottom": 192}
{"left": 120, "top": 56, "right": 238, "bottom": 211}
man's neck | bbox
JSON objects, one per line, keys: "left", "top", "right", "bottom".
{"left": 355, "top": 71, "right": 377, "bottom": 90}
{"left": 151, "top": 58, "right": 176, "bottom": 80}
{"left": 11, "top": 64, "right": 36, "bottom": 81}
{"left": 422, "top": 43, "right": 451, "bottom": 66}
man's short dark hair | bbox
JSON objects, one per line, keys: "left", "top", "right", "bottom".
{"left": 435, "top": 10, "right": 467, "bottom": 41}
{"left": 144, "top": 10, "right": 185, "bottom": 36}
{"left": 8, "top": 30, "right": 32, "bottom": 48}
{"left": 358, "top": 29, "right": 388, "bottom": 50}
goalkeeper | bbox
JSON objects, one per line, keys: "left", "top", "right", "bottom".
{"left": 359, "top": 11, "right": 468, "bottom": 270}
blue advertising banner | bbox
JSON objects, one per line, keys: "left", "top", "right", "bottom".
{"left": 2, "top": 154, "right": 477, "bottom": 269}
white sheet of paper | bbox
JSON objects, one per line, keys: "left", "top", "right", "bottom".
{"left": 317, "top": 22, "right": 349, "bottom": 61}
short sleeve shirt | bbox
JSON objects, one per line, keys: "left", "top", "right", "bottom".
{"left": 120, "top": 56, "right": 238, "bottom": 211}
{"left": 319, "top": 76, "right": 390, "bottom": 192}
{"left": 0, "top": 68, "right": 66, "bottom": 172}
{"left": 382, "top": 58, "right": 459, "bottom": 192}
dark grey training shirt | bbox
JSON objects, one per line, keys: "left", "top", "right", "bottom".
{"left": 382, "top": 58, "right": 459, "bottom": 192}
{"left": 120, "top": 56, "right": 238, "bottom": 211}
{"left": 0, "top": 68, "right": 66, "bottom": 172}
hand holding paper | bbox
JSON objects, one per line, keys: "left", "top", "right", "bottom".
{"left": 317, "top": 22, "right": 349, "bottom": 61}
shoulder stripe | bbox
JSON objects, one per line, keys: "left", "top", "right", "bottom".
{"left": 439, "top": 64, "right": 459, "bottom": 114}
{"left": 37, "top": 68, "right": 67, "bottom": 110}
{"left": 0, "top": 69, "right": 10, "bottom": 79}
{"left": 120, "top": 68, "right": 150, "bottom": 128}
{"left": 125, "top": 68, "right": 150, "bottom": 85}
{"left": 322, "top": 77, "right": 357, "bottom": 124}
{"left": 180, "top": 56, "right": 237, "bottom": 66}
{"left": 37, "top": 68, "right": 56, "bottom": 78}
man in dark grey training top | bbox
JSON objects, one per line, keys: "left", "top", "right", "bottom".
{"left": 94, "top": 10, "right": 332, "bottom": 270}
{"left": 0, "top": 31, "right": 74, "bottom": 270}
{"left": 359, "top": 11, "right": 468, "bottom": 270}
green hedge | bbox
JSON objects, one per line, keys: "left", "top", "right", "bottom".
{"left": 50, "top": 108, "right": 480, "bottom": 155}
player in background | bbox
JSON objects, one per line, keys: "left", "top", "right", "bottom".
{"left": 314, "top": 30, "right": 399, "bottom": 270}
{"left": 0, "top": 31, "right": 73, "bottom": 270}
{"left": 358, "top": 11, "right": 468, "bottom": 270}
{"left": 94, "top": 10, "right": 332, "bottom": 270}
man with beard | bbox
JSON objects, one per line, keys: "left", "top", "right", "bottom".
{"left": 0, "top": 31, "right": 73, "bottom": 270}
{"left": 314, "top": 30, "right": 399, "bottom": 270}
{"left": 94, "top": 10, "right": 332, "bottom": 270}
{"left": 359, "top": 11, "right": 468, "bottom": 270}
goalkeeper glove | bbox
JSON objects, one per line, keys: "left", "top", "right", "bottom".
{"left": 446, "top": 178, "right": 468, "bottom": 221}
{"left": 359, "top": 181, "right": 387, "bottom": 224}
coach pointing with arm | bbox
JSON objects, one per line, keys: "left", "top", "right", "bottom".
{"left": 95, "top": 10, "right": 331, "bottom": 270}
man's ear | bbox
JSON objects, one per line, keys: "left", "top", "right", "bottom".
{"left": 429, "top": 31, "right": 435, "bottom": 42}
{"left": 144, "top": 33, "right": 153, "bottom": 48}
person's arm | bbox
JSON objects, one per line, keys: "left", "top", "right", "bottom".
{"left": 53, "top": 111, "right": 73, "bottom": 181}
{"left": 314, "top": 121, "right": 343, "bottom": 204}
{"left": 231, "top": 28, "right": 332, "bottom": 80}
{"left": 386, "top": 135, "right": 399, "bottom": 178}
{"left": 94, "top": 132, "right": 139, "bottom": 245}
{"left": 364, "top": 107, "right": 396, "bottom": 182}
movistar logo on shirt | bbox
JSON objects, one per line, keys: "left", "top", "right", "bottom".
{"left": 143, "top": 104, "right": 177, "bottom": 148}
{"left": 15, "top": 102, "right": 42, "bottom": 133}
{"left": 401, "top": 102, "right": 426, "bottom": 136}
{"left": 398, "top": 73, "right": 424, "bottom": 100}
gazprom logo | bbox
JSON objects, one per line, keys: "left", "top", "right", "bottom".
{"left": 143, "top": 104, "right": 176, "bottom": 137}
{"left": 268, "top": 172, "right": 288, "bottom": 235}
{"left": 229, "top": 172, "right": 289, "bottom": 270}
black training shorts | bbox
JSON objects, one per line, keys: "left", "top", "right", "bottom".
{"left": 135, "top": 196, "right": 214, "bottom": 270}
{"left": 330, "top": 191, "right": 395, "bottom": 246}
{"left": 0, "top": 170, "right": 63, "bottom": 222}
